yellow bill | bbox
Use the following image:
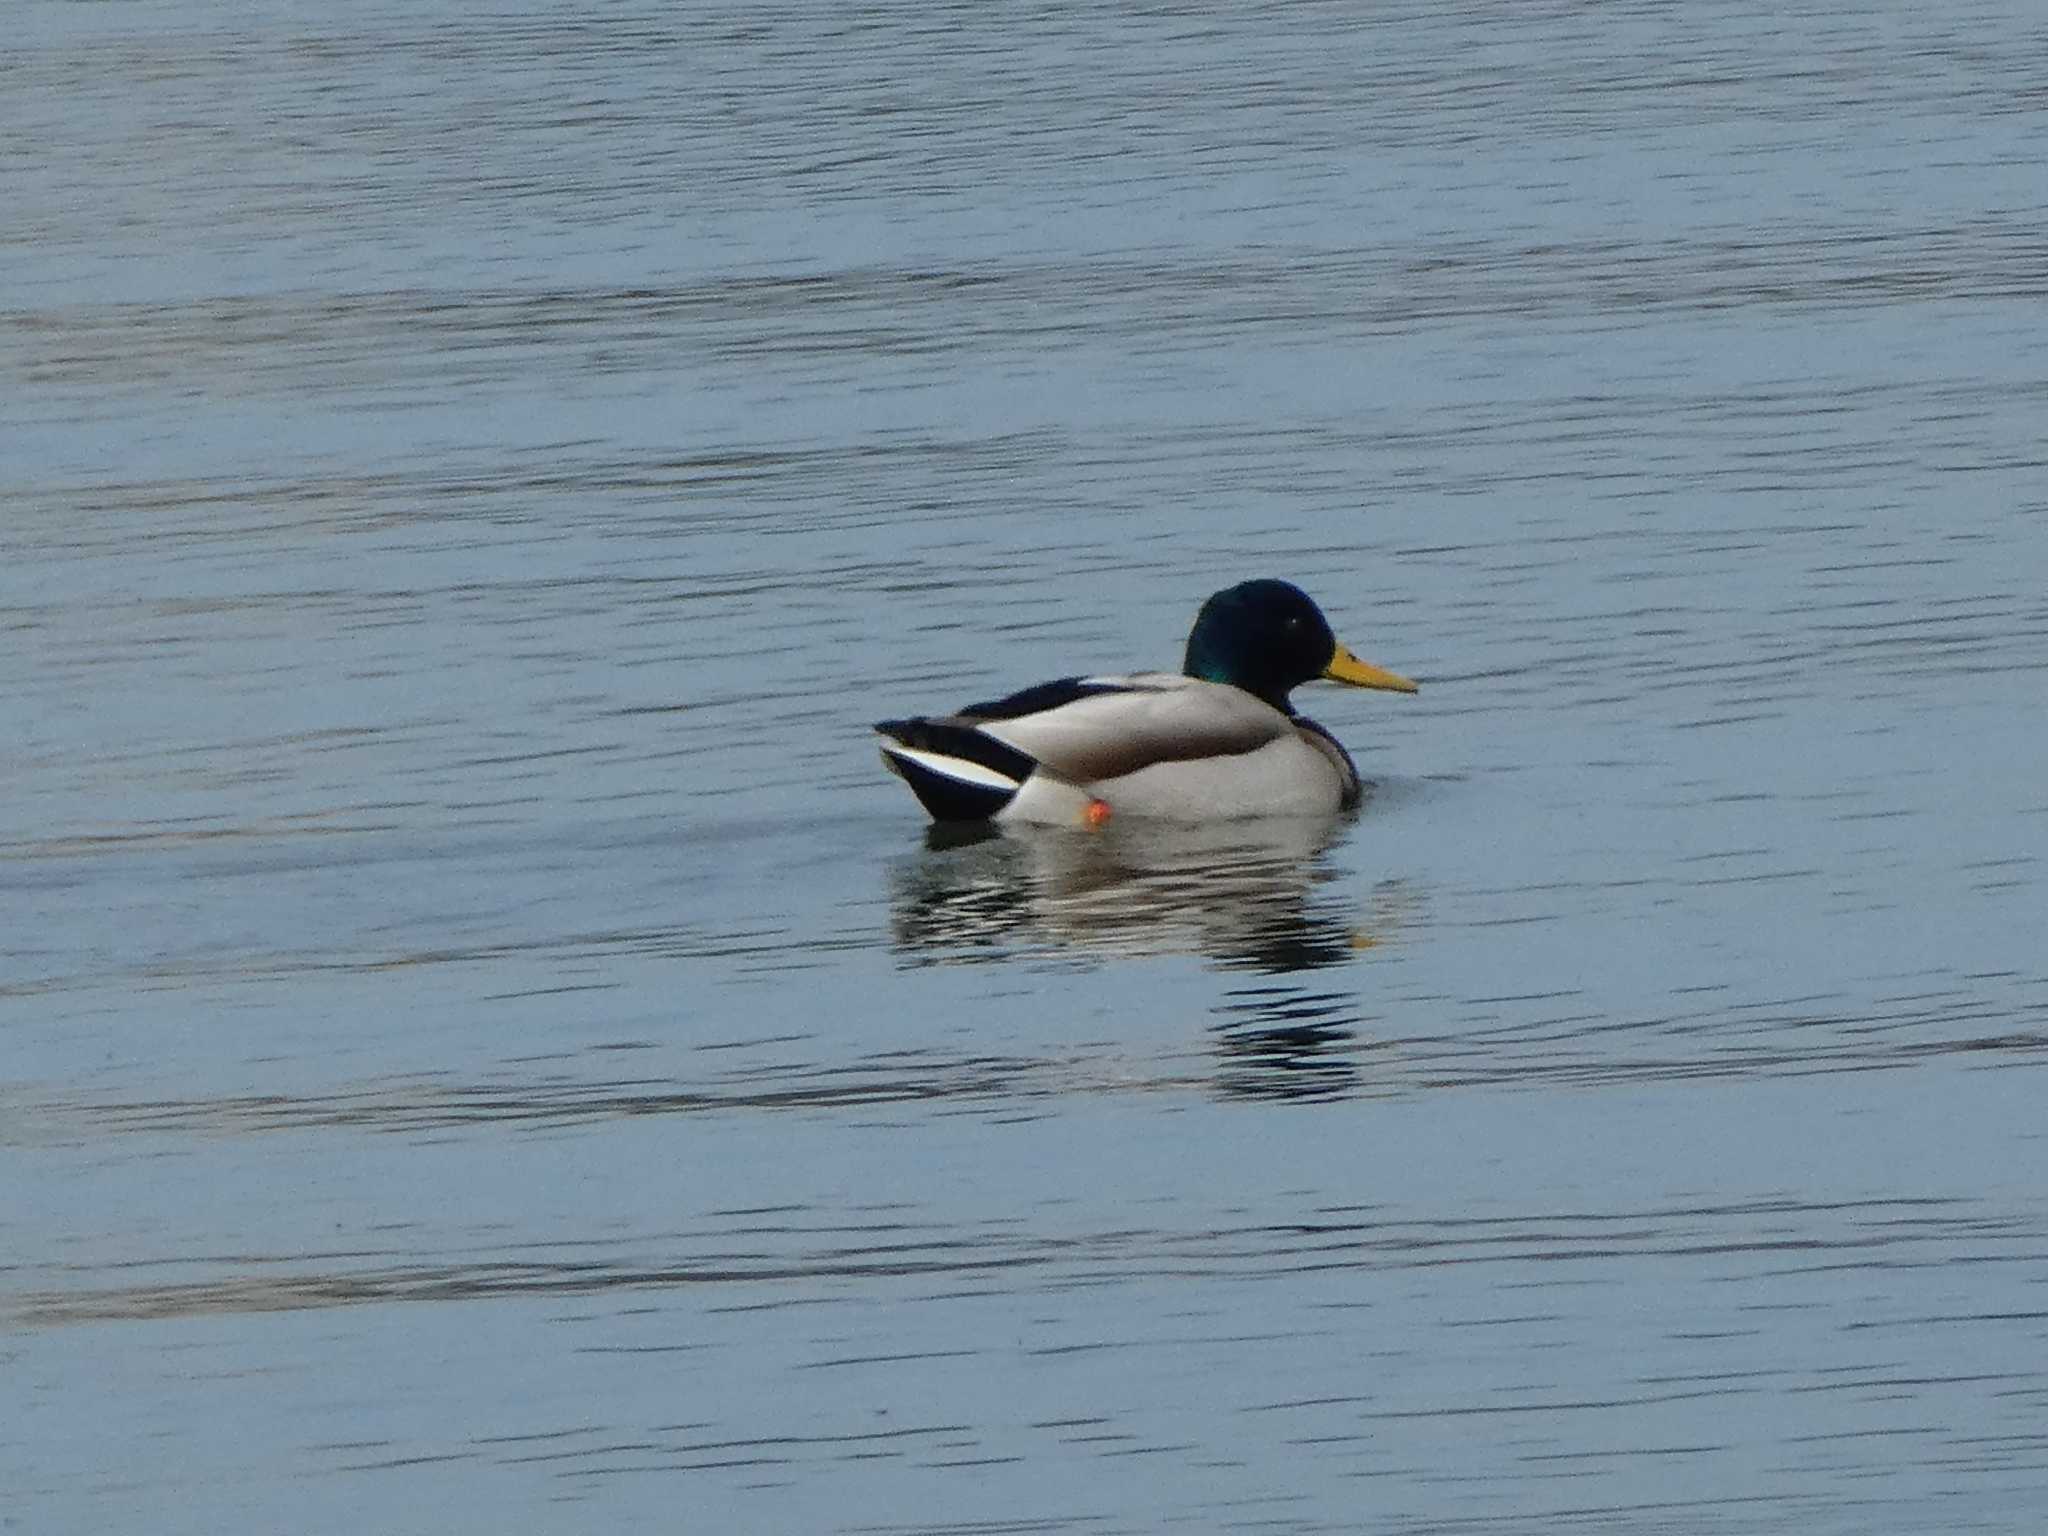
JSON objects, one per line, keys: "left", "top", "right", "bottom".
{"left": 1324, "top": 642, "right": 1419, "bottom": 693}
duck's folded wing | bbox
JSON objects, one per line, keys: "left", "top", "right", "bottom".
{"left": 967, "top": 673, "right": 1286, "bottom": 784}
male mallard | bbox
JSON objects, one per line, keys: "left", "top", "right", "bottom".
{"left": 876, "top": 579, "right": 1418, "bottom": 824}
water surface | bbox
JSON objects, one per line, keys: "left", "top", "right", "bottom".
{"left": 7, "top": 2, "right": 2048, "bottom": 1531}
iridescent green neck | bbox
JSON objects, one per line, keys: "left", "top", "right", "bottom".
{"left": 1184, "top": 622, "right": 1294, "bottom": 712}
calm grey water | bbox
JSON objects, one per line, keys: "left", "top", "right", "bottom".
{"left": 7, "top": 2, "right": 2048, "bottom": 1531}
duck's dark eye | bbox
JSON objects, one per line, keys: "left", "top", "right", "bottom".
{"left": 1284, "top": 616, "right": 1303, "bottom": 633}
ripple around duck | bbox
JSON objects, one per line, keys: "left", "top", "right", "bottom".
{"left": 14, "top": 223, "right": 2048, "bottom": 410}
{"left": 12, "top": 1191, "right": 2027, "bottom": 1330}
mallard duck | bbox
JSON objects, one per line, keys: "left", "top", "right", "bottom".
{"left": 876, "top": 579, "right": 1418, "bottom": 824}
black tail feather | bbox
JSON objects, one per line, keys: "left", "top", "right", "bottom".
{"left": 875, "top": 717, "right": 1036, "bottom": 822}
{"left": 879, "top": 746, "right": 1017, "bottom": 821}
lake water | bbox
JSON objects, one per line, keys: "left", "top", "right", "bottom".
{"left": 7, "top": 1, "right": 2048, "bottom": 1530}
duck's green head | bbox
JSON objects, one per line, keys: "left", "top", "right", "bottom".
{"left": 1182, "top": 579, "right": 1419, "bottom": 712}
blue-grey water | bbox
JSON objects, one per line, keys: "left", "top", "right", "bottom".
{"left": 7, "top": 2, "right": 2048, "bottom": 1531}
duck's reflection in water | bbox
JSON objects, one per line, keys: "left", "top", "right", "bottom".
{"left": 1210, "top": 984, "right": 1370, "bottom": 1102}
{"left": 889, "top": 815, "right": 1414, "bottom": 1101}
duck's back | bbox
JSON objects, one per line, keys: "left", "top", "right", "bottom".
{"left": 970, "top": 673, "right": 1286, "bottom": 784}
